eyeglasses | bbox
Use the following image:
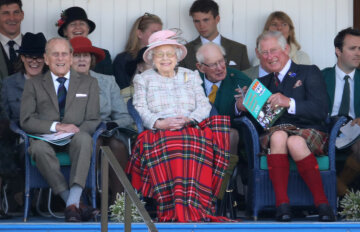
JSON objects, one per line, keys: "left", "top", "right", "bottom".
{"left": 24, "top": 55, "right": 44, "bottom": 62}
{"left": 259, "top": 47, "right": 281, "bottom": 57}
{"left": 153, "top": 51, "right": 176, "bottom": 59}
{"left": 201, "top": 58, "right": 226, "bottom": 70}
{"left": 270, "top": 22, "right": 289, "bottom": 29}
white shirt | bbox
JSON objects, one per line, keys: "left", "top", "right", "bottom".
{"left": 275, "top": 59, "right": 296, "bottom": 114}
{"left": 0, "top": 32, "right": 21, "bottom": 59}
{"left": 331, "top": 65, "right": 355, "bottom": 119}
{"left": 200, "top": 33, "right": 221, "bottom": 45}
{"left": 204, "top": 76, "right": 221, "bottom": 96}
{"left": 50, "top": 71, "right": 71, "bottom": 132}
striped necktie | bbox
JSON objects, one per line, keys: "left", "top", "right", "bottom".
{"left": 57, "top": 77, "right": 67, "bottom": 119}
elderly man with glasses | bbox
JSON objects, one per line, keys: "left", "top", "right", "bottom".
{"left": 195, "top": 42, "right": 251, "bottom": 202}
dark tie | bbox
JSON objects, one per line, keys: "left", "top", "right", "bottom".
{"left": 273, "top": 72, "right": 280, "bottom": 87}
{"left": 57, "top": 77, "right": 67, "bottom": 119}
{"left": 338, "top": 75, "right": 350, "bottom": 117}
{"left": 7, "top": 40, "right": 17, "bottom": 63}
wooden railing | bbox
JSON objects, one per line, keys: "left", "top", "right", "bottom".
{"left": 100, "top": 146, "right": 157, "bottom": 232}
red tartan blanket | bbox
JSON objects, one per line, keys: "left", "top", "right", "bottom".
{"left": 126, "top": 115, "right": 231, "bottom": 222}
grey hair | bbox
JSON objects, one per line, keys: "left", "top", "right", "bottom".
{"left": 195, "top": 42, "right": 226, "bottom": 63}
{"left": 45, "top": 37, "right": 73, "bottom": 54}
{"left": 147, "top": 46, "right": 183, "bottom": 65}
{"left": 256, "top": 30, "right": 287, "bottom": 52}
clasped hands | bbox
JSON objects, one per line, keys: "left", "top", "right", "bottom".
{"left": 154, "top": 116, "right": 191, "bottom": 130}
{"left": 55, "top": 123, "right": 80, "bottom": 134}
{"left": 235, "top": 86, "right": 290, "bottom": 111}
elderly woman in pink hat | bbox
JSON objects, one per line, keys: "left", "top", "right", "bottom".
{"left": 126, "top": 30, "right": 231, "bottom": 222}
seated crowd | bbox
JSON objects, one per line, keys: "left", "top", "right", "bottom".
{"left": 0, "top": 0, "right": 359, "bottom": 223}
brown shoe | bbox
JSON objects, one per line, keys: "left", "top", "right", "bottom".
{"left": 79, "top": 203, "right": 100, "bottom": 221}
{"left": 64, "top": 204, "right": 81, "bottom": 222}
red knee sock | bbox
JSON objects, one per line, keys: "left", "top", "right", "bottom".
{"left": 267, "top": 154, "right": 289, "bottom": 206}
{"left": 295, "top": 153, "right": 328, "bottom": 206}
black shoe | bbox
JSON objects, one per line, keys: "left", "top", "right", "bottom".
{"left": 276, "top": 203, "right": 292, "bottom": 222}
{"left": 318, "top": 203, "right": 336, "bottom": 222}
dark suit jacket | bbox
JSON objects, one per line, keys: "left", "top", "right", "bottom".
{"left": 1, "top": 72, "right": 25, "bottom": 123}
{"left": 20, "top": 69, "right": 100, "bottom": 135}
{"left": 199, "top": 67, "right": 251, "bottom": 123}
{"left": 0, "top": 45, "right": 9, "bottom": 80}
{"left": 322, "top": 66, "right": 360, "bottom": 118}
{"left": 259, "top": 62, "right": 328, "bottom": 132}
{"left": 180, "top": 36, "right": 250, "bottom": 71}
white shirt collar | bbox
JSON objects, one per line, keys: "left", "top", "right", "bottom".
{"left": 335, "top": 64, "right": 355, "bottom": 80}
{"left": 276, "top": 59, "right": 292, "bottom": 82}
{"left": 200, "top": 33, "right": 221, "bottom": 46}
{"left": 204, "top": 75, "right": 221, "bottom": 96}
{"left": 0, "top": 32, "right": 22, "bottom": 48}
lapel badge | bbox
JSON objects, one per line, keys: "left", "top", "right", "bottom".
{"left": 288, "top": 71, "right": 296, "bottom": 78}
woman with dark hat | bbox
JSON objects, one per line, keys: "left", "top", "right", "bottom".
{"left": 56, "top": 6, "right": 113, "bottom": 75}
{"left": 0, "top": 32, "right": 47, "bottom": 219}
{"left": 69, "top": 36, "right": 133, "bottom": 203}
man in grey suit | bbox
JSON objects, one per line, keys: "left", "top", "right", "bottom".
{"left": 0, "top": 0, "right": 24, "bottom": 79}
{"left": 180, "top": 0, "right": 250, "bottom": 71}
{"left": 20, "top": 37, "right": 101, "bottom": 222}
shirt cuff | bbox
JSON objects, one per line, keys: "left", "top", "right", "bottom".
{"left": 287, "top": 98, "right": 296, "bottom": 114}
{"left": 235, "top": 103, "right": 242, "bottom": 116}
{"left": 50, "top": 122, "right": 59, "bottom": 132}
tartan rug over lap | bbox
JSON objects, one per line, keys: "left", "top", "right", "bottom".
{"left": 126, "top": 115, "right": 231, "bottom": 222}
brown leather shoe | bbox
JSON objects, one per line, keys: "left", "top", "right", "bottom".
{"left": 64, "top": 204, "right": 81, "bottom": 222}
{"left": 79, "top": 203, "right": 100, "bottom": 221}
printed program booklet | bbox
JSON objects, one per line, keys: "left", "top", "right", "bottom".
{"left": 336, "top": 120, "right": 360, "bottom": 149}
{"left": 27, "top": 132, "right": 74, "bottom": 146}
{"left": 242, "top": 79, "right": 285, "bottom": 129}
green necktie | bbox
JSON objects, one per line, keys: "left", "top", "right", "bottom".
{"left": 338, "top": 75, "right": 350, "bottom": 117}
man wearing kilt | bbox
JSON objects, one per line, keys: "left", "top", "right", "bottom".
{"left": 236, "top": 31, "right": 335, "bottom": 222}
{"left": 126, "top": 30, "right": 231, "bottom": 222}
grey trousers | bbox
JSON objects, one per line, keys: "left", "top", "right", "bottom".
{"left": 28, "top": 131, "right": 93, "bottom": 194}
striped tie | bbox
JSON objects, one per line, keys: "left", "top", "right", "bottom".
{"left": 57, "top": 77, "right": 67, "bottom": 119}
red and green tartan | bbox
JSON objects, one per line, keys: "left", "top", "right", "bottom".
{"left": 126, "top": 115, "right": 230, "bottom": 222}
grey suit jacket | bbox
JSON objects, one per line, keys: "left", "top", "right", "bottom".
{"left": 1, "top": 71, "right": 25, "bottom": 123}
{"left": 243, "top": 65, "right": 259, "bottom": 81}
{"left": 0, "top": 48, "right": 8, "bottom": 81}
{"left": 20, "top": 69, "right": 100, "bottom": 135}
{"left": 90, "top": 70, "right": 133, "bottom": 127}
{"left": 180, "top": 35, "right": 250, "bottom": 71}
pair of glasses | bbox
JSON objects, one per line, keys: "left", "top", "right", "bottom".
{"left": 201, "top": 58, "right": 226, "bottom": 70}
{"left": 24, "top": 55, "right": 44, "bottom": 62}
{"left": 153, "top": 51, "right": 176, "bottom": 59}
{"left": 270, "top": 22, "right": 289, "bottom": 28}
{"left": 259, "top": 47, "right": 281, "bottom": 57}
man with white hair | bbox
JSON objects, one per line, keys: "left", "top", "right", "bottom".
{"left": 236, "top": 31, "right": 335, "bottom": 222}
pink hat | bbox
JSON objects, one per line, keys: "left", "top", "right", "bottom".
{"left": 143, "top": 30, "right": 187, "bottom": 64}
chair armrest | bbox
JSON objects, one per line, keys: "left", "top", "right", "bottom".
{"left": 327, "top": 116, "right": 347, "bottom": 171}
{"left": 234, "top": 116, "right": 261, "bottom": 170}
{"left": 127, "top": 98, "right": 144, "bottom": 133}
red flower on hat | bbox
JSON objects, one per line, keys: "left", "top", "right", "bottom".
{"left": 55, "top": 11, "right": 66, "bottom": 27}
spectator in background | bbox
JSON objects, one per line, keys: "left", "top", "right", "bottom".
{"left": 112, "top": 13, "right": 162, "bottom": 102}
{"left": 70, "top": 36, "right": 133, "bottom": 203}
{"left": 56, "top": 6, "right": 113, "bottom": 75}
{"left": 180, "top": 0, "right": 250, "bottom": 71}
{"left": 0, "top": 0, "right": 24, "bottom": 79}
{"left": 251, "top": 11, "right": 311, "bottom": 67}
{"left": 322, "top": 27, "right": 360, "bottom": 198}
